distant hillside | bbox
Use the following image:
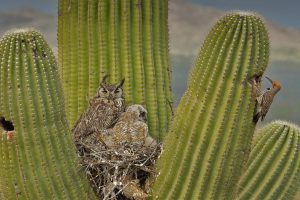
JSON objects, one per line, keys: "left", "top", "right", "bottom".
{"left": 169, "top": 1, "right": 300, "bottom": 63}
{"left": 1, "top": 4, "right": 300, "bottom": 63}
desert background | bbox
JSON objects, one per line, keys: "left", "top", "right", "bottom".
{"left": 0, "top": 0, "right": 299, "bottom": 198}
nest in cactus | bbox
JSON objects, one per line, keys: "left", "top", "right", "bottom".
{"left": 72, "top": 94, "right": 162, "bottom": 199}
{"left": 77, "top": 136, "right": 161, "bottom": 200}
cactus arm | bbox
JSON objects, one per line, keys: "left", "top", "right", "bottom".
{"left": 68, "top": 0, "right": 79, "bottom": 127}
{"left": 0, "top": 30, "right": 97, "bottom": 199}
{"left": 98, "top": 0, "right": 109, "bottom": 80}
{"left": 153, "top": 0, "right": 169, "bottom": 135}
{"left": 78, "top": 0, "right": 89, "bottom": 114}
{"left": 0, "top": 33, "right": 9, "bottom": 199}
{"left": 120, "top": 1, "right": 133, "bottom": 100}
{"left": 152, "top": 17, "right": 231, "bottom": 199}
{"left": 108, "top": 0, "right": 118, "bottom": 81}
{"left": 142, "top": 0, "right": 159, "bottom": 138}
{"left": 238, "top": 121, "right": 300, "bottom": 200}
{"left": 131, "top": 0, "right": 145, "bottom": 105}
{"left": 152, "top": 13, "right": 269, "bottom": 200}
{"left": 57, "top": 0, "right": 70, "bottom": 113}
{"left": 88, "top": 0, "right": 100, "bottom": 96}
{"left": 58, "top": 0, "right": 172, "bottom": 139}
{"left": 57, "top": 0, "right": 65, "bottom": 79}
{"left": 160, "top": 0, "right": 173, "bottom": 124}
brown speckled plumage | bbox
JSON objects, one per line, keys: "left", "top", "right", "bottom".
{"left": 99, "top": 104, "right": 149, "bottom": 147}
{"left": 252, "top": 76, "right": 281, "bottom": 123}
{"left": 73, "top": 76, "right": 125, "bottom": 151}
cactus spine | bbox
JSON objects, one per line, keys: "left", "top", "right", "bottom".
{"left": 238, "top": 121, "right": 300, "bottom": 200}
{"left": 58, "top": 0, "right": 172, "bottom": 139}
{"left": 152, "top": 12, "right": 269, "bottom": 199}
{"left": 0, "top": 30, "right": 97, "bottom": 199}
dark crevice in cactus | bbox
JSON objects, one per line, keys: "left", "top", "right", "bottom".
{"left": 0, "top": 117, "right": 15, "bottom": 131}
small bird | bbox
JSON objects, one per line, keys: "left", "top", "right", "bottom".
{"left": 253, "top": 76, "right": 281, "bottom": 123}
{"left": 0, "top": 117, "right": 15, "bottom": 140}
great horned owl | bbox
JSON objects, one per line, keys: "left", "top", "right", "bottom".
{"left": 73, "top": 75, "right": 125, "bottom": 149}
{"left": 99, "top": 104, "right": 150, "bottom": 147}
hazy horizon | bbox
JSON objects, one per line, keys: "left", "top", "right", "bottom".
{"left": 0, "top": 0, "right": 300, "bottom": 29}
{"left": 188, "top": 0, "right": 300, "bottom": 28}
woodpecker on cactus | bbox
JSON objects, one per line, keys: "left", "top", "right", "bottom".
{"left": 252, "top": 76, "right": 281, "bottom": 123}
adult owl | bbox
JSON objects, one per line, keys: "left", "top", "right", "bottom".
{"left": 73, "top": 75, "right": 125, "bottom": 151}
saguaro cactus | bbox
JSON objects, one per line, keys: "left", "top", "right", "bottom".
{"left": 238, "top": 121, "right": 300, "bottom": 200}
{"left": 152, "top": 12, "right": 270, "bottom": 199}
{"left": 1, "top": 2, "right": 300, "bottom": 199}
{"left": 0, "top": 30, "right": 97, "bottom": 199}
{"left": 58, "top": 0, "right": 172, "bottom": 139}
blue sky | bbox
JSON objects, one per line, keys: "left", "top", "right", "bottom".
{"left": 0, "top": 0, "right": 299, "bottom": 29}
{"left": 0, "top": 0, "right": 56, "bottom": 14}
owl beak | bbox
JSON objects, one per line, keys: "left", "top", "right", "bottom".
{"left": 108, "top": 93, "right": 113, "bottom": 100}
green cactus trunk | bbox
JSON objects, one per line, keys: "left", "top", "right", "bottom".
{"left": 238, "top": 121, "right": 300, "bottom": 200}
{"left": 152, "top": 12, "right": 269, "bottom": 199}
{"left": 0, "top": 30, "right": 97, "bottom": 200}
{"left": 58, "top": 0, "right": 172, "bottom": 139}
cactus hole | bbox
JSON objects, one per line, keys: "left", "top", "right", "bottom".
{"left": 0, "top": 116, "right": 14, "bottom": 131}
{"left": 253, "top": 74, "right": 262, "bottom": 83}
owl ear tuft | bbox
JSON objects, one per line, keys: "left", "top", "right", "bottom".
{"left": 101, "top": 74, "right": 109, "bottom": 83}
{"left": 100, "top": 74, "right": 109, "bottom": 87}
{"left": 117, "top": 78, "right": 125, "bottom": 88}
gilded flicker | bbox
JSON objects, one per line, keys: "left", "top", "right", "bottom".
{"left": 253, "top": 76, "right": 281, "bottom": 123}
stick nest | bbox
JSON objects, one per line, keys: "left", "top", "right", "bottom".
{"left": 77, "top": 138, "right": 162, "bottom": 200}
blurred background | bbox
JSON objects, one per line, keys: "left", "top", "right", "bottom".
{"left": 0, "top": 0, "right": 299, "bottom": 197}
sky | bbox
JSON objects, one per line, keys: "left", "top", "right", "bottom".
{"left": 189, "top": 0, "right": 300, "bottom": 28}
{"left": 0, "top": 0, "right": 56, "bottom": 14}
{"left": 0, "top": 0, "right": 299, "bottom": 29}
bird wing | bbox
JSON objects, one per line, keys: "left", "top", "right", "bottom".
{"left": 256, "top": 88, "right": 270, "bottom": 104}
{"left": 255, "top": 85, "right": 263, "bottom": 97}
{"left": 260, "top": 91, "right": 274, "bottom": 120}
